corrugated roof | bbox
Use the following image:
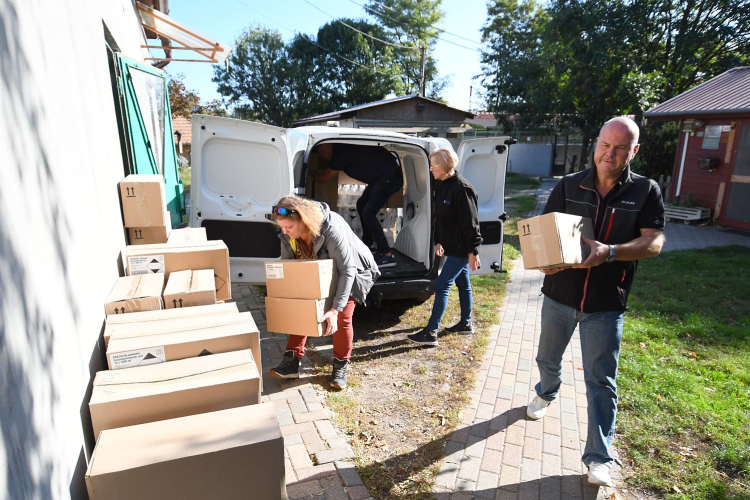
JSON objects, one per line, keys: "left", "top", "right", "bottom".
{"left": 645, "top": 67, "right": 750, "bottom": 117}
{"left": 172, "top": 116, "right": 192, "bottom": 144}
{"left": 292, "top": 94, "right": 473, "bottom": 126}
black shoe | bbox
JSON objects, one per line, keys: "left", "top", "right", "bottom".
{"left": 330, "top": 358, "right": 349, "bottom": 389}
{"left": 407, "top": 328, "right": 439, "bottom": 346}
{"left": 375, "top": 253, "right": 397, "bottom": 268}
{"left": 445, "top": 320, "right": 475, "bottom": 334}
{"left": 269, "top": 350, "right": 300, "bottom": 379}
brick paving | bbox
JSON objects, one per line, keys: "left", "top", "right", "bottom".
{"left": 230, "top": 287, "right": 372, "bottom": 500}
{"left": 229, "top": 178, "right": 749, "bottom": 500}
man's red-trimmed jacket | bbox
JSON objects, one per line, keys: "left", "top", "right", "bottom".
{"left": 541, "top": 166, "right": 665, "bottom": 313}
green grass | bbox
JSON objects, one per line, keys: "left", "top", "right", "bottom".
{"left": 179, "top": 166, "right": 191, "bottom": 198}
{"left": 618, "top": 246, "right": 750, "bottom": 499}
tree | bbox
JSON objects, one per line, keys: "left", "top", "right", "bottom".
{"left": 167, "top": 73, "right": 202, "bottom": 118}
{"left": 213, "top": 26, "right": 294, "bottom": 127}
{"left": 365, "top": 0, "right": 446, "bottom": 98}
{"left": 309, "top": 20, "right": 401, "bottom": 108}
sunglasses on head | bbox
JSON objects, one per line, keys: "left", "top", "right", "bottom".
{"left": 272, "top": 206, "right": 298, "bottom": 216}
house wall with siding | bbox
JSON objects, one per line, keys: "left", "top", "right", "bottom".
{"left": 0, "top": 1, "right": 151, "bottom": 498}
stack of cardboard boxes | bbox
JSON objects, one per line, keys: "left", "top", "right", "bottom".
{"left": 85, "top": 175, "right": 286, "bottom": 500}
{"left": 264, "top": 260, "right": 337, "bottom": 337}
{"left": 120, "top": 174, "right": 172, "bottom": 245}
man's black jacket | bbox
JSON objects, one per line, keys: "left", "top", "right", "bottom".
{"left": 434, "top": 174, "right": 482, "bottom": 257}
{"left": 542, "top": 166, "right": 665, "bottom": 313}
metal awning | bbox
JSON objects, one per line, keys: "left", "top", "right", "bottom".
{"left": 136, "top": 2, "right": 231, "bottom": 64}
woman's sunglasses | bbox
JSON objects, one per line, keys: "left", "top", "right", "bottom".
{"left": 271, "top": 206, "right": 298, "bottom": 216}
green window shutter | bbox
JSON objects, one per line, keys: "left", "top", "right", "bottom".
{"left": 117, "top": 54, "right": 184, "bottom": 227}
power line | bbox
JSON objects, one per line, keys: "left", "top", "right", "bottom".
{"left": 301, "top": 0, "right": 420, "bottom": 50}
{"left": 349, "top": 0, "right": 482, "bottom": 52}
{"left": 231, "top": 0, "right": 394, "bottom": 76}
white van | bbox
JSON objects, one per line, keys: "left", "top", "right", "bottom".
{"left": 189, "top": 115, "right": 513, "bottom": 303}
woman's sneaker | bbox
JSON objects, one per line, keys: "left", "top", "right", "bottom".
{"left": 526, "top": 394, "right": 552, "bottom": 420}
{"left": 330, "top": 358, "right": 349, "bottom": 389}
{"left": 407, "top": 328, "right": 438, "bottom": 346}
{"left": 445, "top": 320, "right": 475, "bottom": 334}
{"left": 375, "top": 253, "right": 397, "bottom": 268}
{"left": 587, "top": 463, "right": 614, "bottom": 487}
{"left": 269, "top": 350, "right": 300, "bottom": 379}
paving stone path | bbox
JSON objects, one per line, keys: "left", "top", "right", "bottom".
{"left": 230, "top": 178, "right": 750, "bottom": 500}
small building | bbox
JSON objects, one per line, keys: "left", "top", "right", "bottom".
{"left": 291, "top": 94, "right": 474, "bottom": 149}
{"left": 173, "top": 115, "right": 192, "bottom": 164}
{"left": 645, "top": 67, "right": 750, "bottom": 230}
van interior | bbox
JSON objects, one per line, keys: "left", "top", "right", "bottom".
{"left": 295, "top": 140, "right": 434, "bottom": 279}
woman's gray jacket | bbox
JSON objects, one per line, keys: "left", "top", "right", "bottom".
{"left": 278, "top": 202, "right": 381, "bottom": 311}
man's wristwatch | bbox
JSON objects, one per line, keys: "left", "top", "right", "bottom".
{"left": 606, "top": 245, "right": 617, "bottom": 263}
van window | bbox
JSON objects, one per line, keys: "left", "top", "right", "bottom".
{"left": 461, "top": 155, "right": 497, "bottom": 206}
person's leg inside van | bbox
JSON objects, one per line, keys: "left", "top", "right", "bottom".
{"left": 356, "top": 174, "right": 403, "bottom": 256}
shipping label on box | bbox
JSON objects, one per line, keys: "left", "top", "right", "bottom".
{"left": 89, "top": 350, "right": 261, "bottom": 440}
{"left": 163, "top": 269, "right": 216, "bottom": 309}
{"left": 167, "top": 227, "right": 207, "bottom": 245}
{"left": 124, "top": 241, "right": 231, "bottom": 301}
{"left": 265, "top": 296, "right": 332, "bottom": 337}
{"left": 264, "top": 259, "right": 336, "bottom": 299}
{"left": 119, "top": 174, "right": 167, "bottom": 228}
{"left": 517, "top": 212, "right": 594, "bottom": 270}
{"left": 104, "top": 274, "right": 164, "bottom": 317}
{"left": 109, "top": 346, "right": 167, "bottom": 369}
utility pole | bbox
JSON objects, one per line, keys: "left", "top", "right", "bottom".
{"left": 419, "top": 45, "right": 426, "bottom": 96}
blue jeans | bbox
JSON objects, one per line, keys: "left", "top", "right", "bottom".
{"left": 426, "top": 256, "right": 472, "bottom": 332}
{"left": 534, "top": 295, "right": 624, "bottom": 467}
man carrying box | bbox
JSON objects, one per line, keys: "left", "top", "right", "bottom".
{"left": 526, "top": 117, "right": 665, "bottom": 487}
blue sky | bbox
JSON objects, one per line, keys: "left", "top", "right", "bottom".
{"left": 165, "top": 0, "right": 489, "bottom": 112}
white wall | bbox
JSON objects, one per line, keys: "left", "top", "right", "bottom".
{"left": 0, "top": 1, "right": 150, "bottom": 498}
{"left": 507, "top": 144, "right": 553, "bottom": 177}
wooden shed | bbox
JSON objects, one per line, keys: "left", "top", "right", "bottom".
{"left": 644, "top": 67, "right": 750, "bottom": 230}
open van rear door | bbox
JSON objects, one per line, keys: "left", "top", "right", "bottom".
{"left": 190, "top": 115, "right": 308, "bottom": 283}
{"left": 456, "top": 137, "right": 512, "bottom": 275}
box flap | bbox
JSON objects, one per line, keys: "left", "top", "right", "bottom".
{"left": 106, "top": 315, "right": 257, "bottom": 353}
{"left": 91, "top": 350, "right": 257, "bottom": 403}
{"left": 107, "top": 311, "right": 255, "bottom": 344}
{"left": 105, "top": 302, "right": 237, "bottom": 325}
{"left": 88, "top": 404, "right": 279, "bottom": 477}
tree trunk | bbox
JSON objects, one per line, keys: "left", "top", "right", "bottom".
{"left": 578, "top": 133, "right": 591, "bottom": 172}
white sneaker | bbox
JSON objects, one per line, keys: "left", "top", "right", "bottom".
{"left": 526, "top": 395, "right": 552, "bottom": 420}
{"left": 587, "top": 463, "right": 613, "bottom": 487}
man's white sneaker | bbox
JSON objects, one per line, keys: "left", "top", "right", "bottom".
{"left": 587, "top": 463, "right": 613, "bottom": 487}
{"left": 526, "top": 395, "right": 552, "bottom": 420}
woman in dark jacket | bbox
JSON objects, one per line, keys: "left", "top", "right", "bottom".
{"left": 408, "top": 148, "right": 482, "bottom": 346}
{"left": 269, "top": 195, "right": 380, "bottom": 388}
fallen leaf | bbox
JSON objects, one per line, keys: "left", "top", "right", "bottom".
{"left": 657, "top": 394, "right": 662, "bottom": 400}
{"left": 370, "top": 419, "right": 379, "bottom": 425}
{"left": 673, "top": 485, "right": 683, "bottom": 494}
{"left": 639, "top": 342, "right": 647, "bottom": 348}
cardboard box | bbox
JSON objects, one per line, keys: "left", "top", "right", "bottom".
{"left": 163, "top": 269, "right": 216, "bottom": 309}
{"left": 106, "top": 312, "right": 261, "bottom": 375}
{"left": 124, "top": 241, "right": 231, "bottom": 301}
{"left": 85, "top": 403, "right": 286, "bottom": 500}
{"left": 105, "top": 302, "right": 237, "bottom": 326}
{"left": 167, "top": 227, "right": 207, "bottom": 245}
{"left": 89, "top": 350, "right": 261, "bottom": 440}
{"left": 104, "top": 310, "right": 246, "bottom": 347}
{"left": 119, "top": 174, "right": 167, "bottom": 228}
{"left": 265, "top": 296, "right": 333, "bottom": 337}
{"left": 264, "top": 260, "right": 336, "bottom": 300}
{"left": 127, "top": 210, "right": 172, "bottom": 245}
{"left": 104, "top": 274, "right": 164, "bottom": 317}
{"left": 517, "top": 212, "right": 594, "bottom": 269}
